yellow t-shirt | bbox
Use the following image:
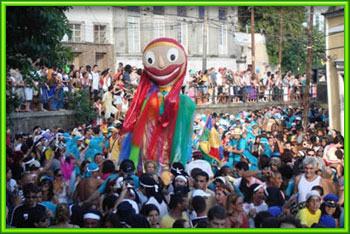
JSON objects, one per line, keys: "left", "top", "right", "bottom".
{"left": 109, "top": 137, "right": 120, "bottom": 163}
{"left": 160, "top": 212, "right": 189, "bottom": 228}
{"left": 296, "top": 208, "right": 321, "bottom": 227}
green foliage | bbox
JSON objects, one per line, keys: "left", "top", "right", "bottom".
{"left": 65, "top": 90, "right": 97, "bottom": 125}
{"left": 6, "top": 87, "right": 21, "bottom": 114}
{"left": 6, "top": 6, "right": 74, "bottom": 79}
{"left": 238, "top": 6, "right": 325, "bottom": 74}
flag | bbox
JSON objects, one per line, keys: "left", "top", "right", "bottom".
{"left": 199, "top": 115, "right": 224, "bottom": 164}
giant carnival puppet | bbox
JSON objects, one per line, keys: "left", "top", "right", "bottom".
{"left": 119, "top": 38, "right": 196, "bottom": 173}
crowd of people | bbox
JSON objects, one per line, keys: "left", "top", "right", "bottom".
{"left": 7, "top": 63, "right": 320, "bottom": 117}
{"left": 182, "top": 67, "right": 319, "bottom": 105}
{"left": 5, "top": 95, "right": 344, "bottom": 228}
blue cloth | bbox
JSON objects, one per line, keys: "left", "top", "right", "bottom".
{"left": 268, "top": 206, "right": 283, "bottom": 217}
{"left": 319, "top": 215, "right": 336, "bottom": 228}
{"left": 98, "top": 174, "right": 118, "bottom": 194}
{"left": 286, "top": 180, "right": 295, "bottom": 197}
{"left": 226, "top": 138, "right": 246, "bottom": 167}
{"left": 85, "top": 134, "right": 104, "bottom": 162}
{"left": 119, "top": 133, "right": 132, "bottom": 162}
{"left": 41, "top": 201, "right": 57, "bottom": 217}
{"left": 65, "top": 136, "right": 81, "bottom": 160}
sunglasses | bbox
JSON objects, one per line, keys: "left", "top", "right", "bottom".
{"left": 26, "top": 195, "right": 37, "bottom": 199}
{"left": 56, "top": 174, "right": 63, "bottom": 177}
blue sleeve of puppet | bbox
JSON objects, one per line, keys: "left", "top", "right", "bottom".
{"left": 119, "top": 133, "right": 133, "bottom": 162}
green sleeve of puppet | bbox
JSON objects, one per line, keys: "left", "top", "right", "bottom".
{"left": 171, "top": 94, "right": 196, "bottom": 165}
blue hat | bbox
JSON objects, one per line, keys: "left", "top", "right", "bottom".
{"left": 268, "top": 206, "right": 283, "bottom": 217}
{"left": 319, "top": 215, "right": 336, "bottom": 228}
{"left": 324, "top": 194, "right": 339, "bottom": 207}
{"left": 87, "top": 162, "right": 99, "bottom": 172}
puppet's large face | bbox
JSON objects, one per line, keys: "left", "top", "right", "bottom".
{"left": 143, "top": 39, "right": 187, "bottom": 87}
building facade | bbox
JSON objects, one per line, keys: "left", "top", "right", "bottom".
{"left": 322, "top": 7, "right": 344, "bottom": 135}
{"left": 63, "top": 6, "right": 269, "bottom": 73}
{"left": 62, "top": 6, "right": 115, "bottom": 71}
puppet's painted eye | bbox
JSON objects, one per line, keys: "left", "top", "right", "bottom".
{"left": 145, "top": 51, "right": 155, "bottom": 65}
{"left": 167, "top": 48, "right": 179, "bottom": 62}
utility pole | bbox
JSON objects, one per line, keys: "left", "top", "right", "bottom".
{"left": 251, "top": 6, "right": 255, "bottom": 73}
{"left": 303, "top": 6, "right": 313, "bottom": 132}
{"left": 278, "top": 7, "right": 283, "bottom": 73}
{"left": 202, "top": 6, "right": 208, "bottom": 72}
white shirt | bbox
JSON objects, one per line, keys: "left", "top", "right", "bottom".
{"left": 216, "top": 73, "right": 223, "bottom": 86}
{"left": 91, "top": 72, "right": 100, "bottom": 90}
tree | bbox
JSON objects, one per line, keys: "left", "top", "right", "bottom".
{"left": 238, "top": 6, "right": 325, "bottom": 74}
{"left": 6, "top": 6, "right": 73, "bottom": 77}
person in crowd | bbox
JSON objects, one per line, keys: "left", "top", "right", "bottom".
{"left": 140, "top": 204, "right": 160, "bottom": 228}
{"left": 226, "top": 193, "right": 249, "bottom": 228}
{"left": 160, "top": 191, "right": 189, "bottom": 228}
{"left": 207, "top": 205, "right": 227, "bottom": 228}
{"left": 10, "top": 183, "right": 46, "bottom": 228}
{"left": 296, "top": 190, "right": 322, "bottom": 227}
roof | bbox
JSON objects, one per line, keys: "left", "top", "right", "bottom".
{"left": 322, "top": 8, "right": 344, "bottom": 18}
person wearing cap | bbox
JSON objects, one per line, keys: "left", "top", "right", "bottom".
{"left": 225, "top": 127, "right": 246, "bottom": 167}
{"left": 296, "top": 190, "right": 322, "bottom": 227}
{"left": 73, "top": 162, "right": 103, "bottom": 205}
{"left": 140, "top": 174, "right": 168, "bottom": 219}
{"left": 107, "top": 126, "right": 121, "bottom": 165}
{"left": 186, "top": 151, "right": 214, "bottom": 179}
{"left": 319, "top": 194, "right": 341, "bottom": 227}
{"left": 83, "top": 209, "right": 102, "bottom": 228}
{"left": 243, "top": 183, "right": 268, "bottom": 227}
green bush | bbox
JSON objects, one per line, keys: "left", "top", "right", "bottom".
{"left": 66, "top": 89, "right": 97, "bottom": 125}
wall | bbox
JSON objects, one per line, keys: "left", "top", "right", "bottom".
{"left": 325, "top": 10, "right": 344, "bottom": 134}
{"left": 7, "top": 101, "right": 308, "bottom": 135}
{"left": 63, "top": 6, "right": 114, "bottom": 44}
{"left": 7, "top": 110, "right": 76, "bottom": 135}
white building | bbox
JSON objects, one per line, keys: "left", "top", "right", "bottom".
{"left": 63, "top": 6, "right": 269, "bottom": 72}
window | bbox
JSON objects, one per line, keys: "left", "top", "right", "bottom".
{"left": 153, "top": 18, "right": 165, "bottom": 39}
{"left": 177, "top": 22, "right": 187, "bottom": 51}
{"left": 68, "top": 24, "right": 81, "bottom": 43}
{"left": 127, "top": 6, "right": 139, "bottom": 12}
{"left": 199, "top": 6, "right": 205, "bottom": 19}
{"left": 127, "top": 17, "right": 140, "bottom": 53}
{"left": 219, "top": 24, "right": 227, "bottom": 54}
{"left": 94, "top": 25, "right": 107, "bottom": 43}
{"left": 219, "top": 7, "right": 227, "bottom": 20}
{"left": 153, "top": 6, "right": 164, "bottom": 15}
{"left": 177, "top": 6, "right": 186, "bottom": 17}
